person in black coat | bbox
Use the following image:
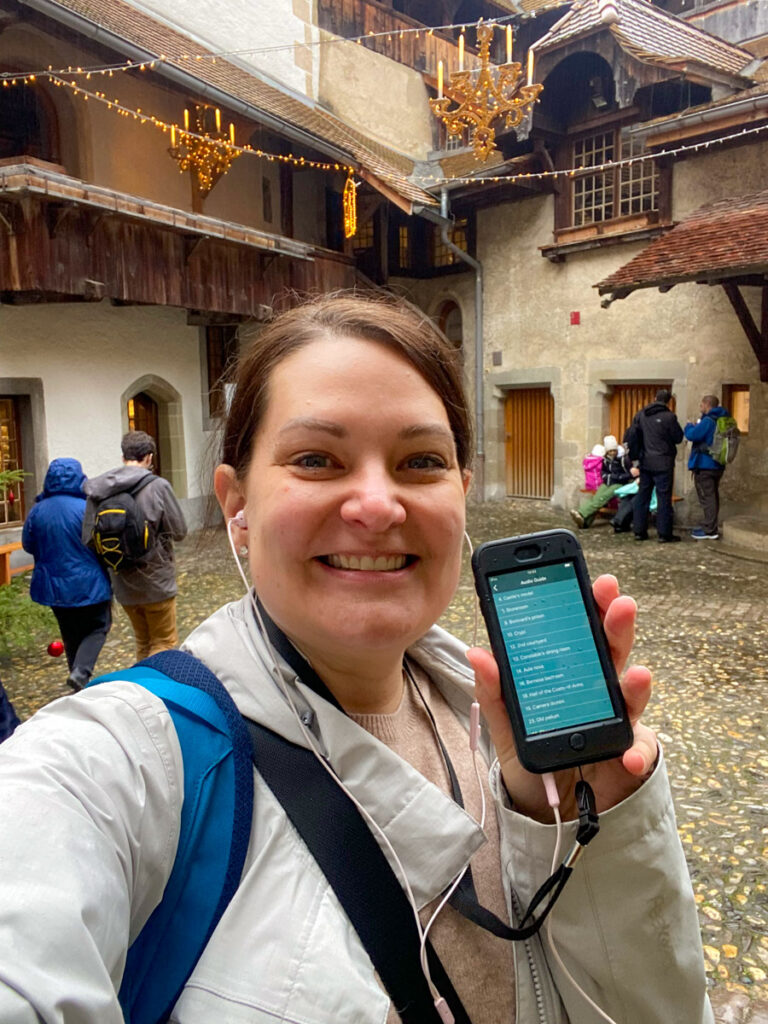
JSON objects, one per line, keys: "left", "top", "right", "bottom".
{"left": 626, "top": 389, "right": 684, "bottom": 543}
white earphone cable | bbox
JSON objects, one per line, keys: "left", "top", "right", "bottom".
{"left": 226, "top": 516, "right": 454, "bottom": 1016}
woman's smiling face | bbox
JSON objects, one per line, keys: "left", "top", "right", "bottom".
{"left": 232, "top": 334, "right": 470, "bottom": 661}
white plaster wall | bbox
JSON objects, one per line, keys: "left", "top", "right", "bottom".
{"left": 127, "top": 0, "right": 315, "bottom": 98}
{"left": 672, "top": 138, "right": 768, "bottom": 219}
{"left": 0, "top": 302, "right": 211, "bottom": 500}
{"left": 318, "top": 32, "right": 435, "bottom": 160}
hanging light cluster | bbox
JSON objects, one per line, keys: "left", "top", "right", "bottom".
{"left": 430, "top": 22, "right": 542, "bottom": 162}
{"left": 343, "top": 172, "right": 358, "bottom": 238}
{"left": 168, "top": 104, "right": 240, "bottom": 195}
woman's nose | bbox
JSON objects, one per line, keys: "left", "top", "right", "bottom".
{"left": 339, "top": 470, "right": 406, "bottom": 531}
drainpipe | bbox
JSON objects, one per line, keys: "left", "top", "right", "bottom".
{"left": 440, "top": 187, "right": 485, "bottom": 499}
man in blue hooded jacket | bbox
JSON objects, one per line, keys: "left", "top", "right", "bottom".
{"left": 684, "top": 394, "right": 729, "bottom": 540}
{"left": 22, "top": 458, "right": 112, "bottom": 690}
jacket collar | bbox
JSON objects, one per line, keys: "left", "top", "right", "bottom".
{"left": 183, "top": 597, "right": 488, "bottom": 908}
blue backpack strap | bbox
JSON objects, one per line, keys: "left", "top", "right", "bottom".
{"left": 89, "top": 649, "right": 254, "bottom": 1024}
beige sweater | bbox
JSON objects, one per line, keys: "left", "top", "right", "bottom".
{"left": 350, "top": 665, "right": 515, "bottom": 1024}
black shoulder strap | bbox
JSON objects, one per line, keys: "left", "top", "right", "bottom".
{"left": 130, "top": 473, "right": 156, "bottom": 497}
{"left": 245, "top": 718, "right": 473, "bottom": 1024}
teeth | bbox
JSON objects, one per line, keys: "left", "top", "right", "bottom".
{"left": 326, "top": 554, "right": 407, "bottom": 571}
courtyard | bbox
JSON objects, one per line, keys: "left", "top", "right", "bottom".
{"left": 3, "top": 497, "right": 767, "bottom": 1022}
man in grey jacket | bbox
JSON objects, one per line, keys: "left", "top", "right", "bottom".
{"left": 83, "top": 431, "right": 187, "bottom": 659}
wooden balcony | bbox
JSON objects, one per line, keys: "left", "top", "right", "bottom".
{"left": 318, "top": 0, "right": 483, "bottom": 79}
{"left": 0, "top": 162, "right": 357, "bottom": 316}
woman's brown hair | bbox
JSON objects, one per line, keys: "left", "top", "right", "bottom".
{"left": 221, "top": 292, "right": 473, "bottom": 475}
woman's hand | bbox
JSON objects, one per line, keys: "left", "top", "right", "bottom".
{"left": 466, "top": 574, "right": 658, "bottom": 824}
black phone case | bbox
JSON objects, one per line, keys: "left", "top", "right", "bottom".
{"left": 471, "top": 529, "right": 633, "bottom": 773}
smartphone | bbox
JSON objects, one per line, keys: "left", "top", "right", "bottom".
{"left": 471, "top": 529, "right": 632, "bottom": 774}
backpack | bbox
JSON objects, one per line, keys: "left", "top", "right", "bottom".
{"left": 89, "top": 475, "right": 156, "bottom": 572}
{"left": 0, "top": 680, "right": 20, "bottom": 742}
{"left": 708, "top": 415, "right": 740, "bottom": 466}
{"left": 89, "top": 651, "right": 254, "bottom": 1024}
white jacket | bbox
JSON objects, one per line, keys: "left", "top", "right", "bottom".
{"left": 0, "top": 596, "right": 713, "bottom": 1024}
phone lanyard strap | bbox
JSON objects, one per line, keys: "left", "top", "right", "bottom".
{"left": 404, "top": 661, "right": 602, "bottom": 942}
{"left": 257, "top": 599, "right": 600, "bottom": 944}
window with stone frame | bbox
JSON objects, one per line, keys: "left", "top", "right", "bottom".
{"left": 206, "top": 325, "right": 239, "bottom": 418}
{"left": 558, "top": 124, "right": 667, "bottom": 235}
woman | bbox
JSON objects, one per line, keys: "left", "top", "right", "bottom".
{"left": 21, "top": 457, "right": 112, "bottom": 690}
{"left": 0, "top": 295, "right": 710, "bottom": 1023}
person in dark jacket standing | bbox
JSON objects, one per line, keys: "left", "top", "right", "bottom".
{"left": 83, "top": 431, "right": 187, "bottom": 660}
{"left": 21, "top": 458, "right": 112, "bottom": 690}
{"left": 684, "top": 394, "right": 729, "bottom": 540}
{"left": 627, "top": 388, "right": 684, "bottom": 543}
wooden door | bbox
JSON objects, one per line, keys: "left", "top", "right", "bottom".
{"left": 504, "top": 388, "right": 554, "bottom": 498}
{"left": 127, "top": 392, "right": 161, "bottom": 476}
{"left": 609, "top": 384, "right": 676, "bottom": 444}
{"left": 0, "top": 397, "right": 24, "bottom": 526}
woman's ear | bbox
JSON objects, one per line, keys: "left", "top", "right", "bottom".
{"left": 214, "top": 464, "right": 245, "bottom": 524}
{"left": 462, "top": 469, "right": 473, "bottom": 497}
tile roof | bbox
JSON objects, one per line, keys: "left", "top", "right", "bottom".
{"left": 518, "top": 0, "right": 572, "bottom": 13}
{"left": 42, "top": 0, "right": 436, "bottom": 207}
{"left": 595, "top": 189, "right": 768, "bottom": 297}
{"left": 531, "top": 0, "right": 754, "bottom": 80}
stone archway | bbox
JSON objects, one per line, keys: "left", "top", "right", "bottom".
{"left": 121, "top": 374, "right": 187, "bottom": 499}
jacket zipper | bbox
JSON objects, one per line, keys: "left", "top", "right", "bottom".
{"left": 511, "top": 888, "right": 549, "bottom": 1024}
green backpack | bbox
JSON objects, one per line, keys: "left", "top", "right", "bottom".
{"left": 708, "top": 415, "right": 740, "bottom": 466}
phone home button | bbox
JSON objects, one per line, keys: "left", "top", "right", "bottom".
{"left": 569, "top": 732, "right": 586, "bottom": 751}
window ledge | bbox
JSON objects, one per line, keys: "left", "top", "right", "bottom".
{"left": 541, "top": 219, "right": 673, "bottom": 263}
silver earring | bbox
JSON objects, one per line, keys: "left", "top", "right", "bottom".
{"left": 239, "top": 545, "right": 249, "bottom": 556}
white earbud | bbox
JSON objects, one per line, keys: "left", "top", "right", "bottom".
{"left": 232, "top": 509, "right": 247, "bottom": 530}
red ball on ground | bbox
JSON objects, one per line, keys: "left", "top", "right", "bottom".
{"left": 47, "top": 640, "right": 65, "bottom": 657}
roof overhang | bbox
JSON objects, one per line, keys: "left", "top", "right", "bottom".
{"left": 0, "top": 161, "right": 314, "bottom": 259}
{"left": 595, "top": 190, "right": 768, "bottom": 379}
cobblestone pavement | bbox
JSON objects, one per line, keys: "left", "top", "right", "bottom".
{"left": 3, "top": 498, "right": 767, "bottom": 1020}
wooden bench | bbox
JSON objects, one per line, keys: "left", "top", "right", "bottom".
{"left": 579, "top": 489, "right": 682, "bottom": 520}
{"left": 0, "top": 541, "right": 33, "bottom": 585}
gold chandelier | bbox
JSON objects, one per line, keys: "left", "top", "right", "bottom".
{"left": 430, "top": 22, "right": 542, "bottom": 162}
{"left": 169, "top": 104, "right": 241, "bottom": 196}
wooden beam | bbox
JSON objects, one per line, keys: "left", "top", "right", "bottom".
{"left": 722, "top": 281, "right": 768, "bottom": 382}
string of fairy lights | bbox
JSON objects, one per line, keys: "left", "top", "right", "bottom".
{"left": 1, "top": 14, "right": 766, "bottom": 195}
{"left": 0, "top": 14, "right": 522, "bottom": 82}
{"left": 23, "top": 68, "right": 768, "bottom": 192}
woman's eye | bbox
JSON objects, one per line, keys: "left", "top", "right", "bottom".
{"left": 291, "top": 453, "right": 335, "bottom": 470}
{"left": 404, "top": 453, "right": 449, "bottom": 471}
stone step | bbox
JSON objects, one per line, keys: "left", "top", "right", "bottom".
{"left": 722, "top": 515, "right": 768, "bottom": 553}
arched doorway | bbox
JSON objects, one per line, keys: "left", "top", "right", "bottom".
{"left": 437, "top": 300, "right": 463, "bottom": 356}
{"left": 122, "top": 375, "right": 187, "bottom": 498}
{"left": 127, "top": 391, "right": 162, "bottom": 477}
{"left": 0, "top": 79, "right": 60, "bottom": 163}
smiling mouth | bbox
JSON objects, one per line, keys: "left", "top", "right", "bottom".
{"left": 319, "top": 554, "right": 414, "bottom": 571}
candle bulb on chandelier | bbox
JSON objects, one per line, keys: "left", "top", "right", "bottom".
{"left": 183, "top": 107, "right": 189, "bottom": 130}
{"left": 437, "top": 60, "right": 444, "bottom": 99}
{"left": 527, "top": 48, "right": 534, "bottom": 86}
{"left": 170, "top": 123, "right": 176, "bottom": 147}
{"left": 458, "top": 33, "right": 464, "bottom": 71}
{"left": 507, "top": 25, "right": 512, "bottom": 64}
{"left": 215, "top": 107, "right": 221, "bottom": 132}
{"left": 229, "top": 122, "right": 235, "bottom": 144}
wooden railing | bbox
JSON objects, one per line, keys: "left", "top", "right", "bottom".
{"left": 317, "top": 0, "right": 482, "bottom": 78}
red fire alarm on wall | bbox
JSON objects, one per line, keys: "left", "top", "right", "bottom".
{"left": 570, "top": 311, "right": 581, "bottom": 326}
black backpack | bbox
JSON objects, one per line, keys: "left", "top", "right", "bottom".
{"left": 89, "top": 475, "right": 156, "bottom": 572}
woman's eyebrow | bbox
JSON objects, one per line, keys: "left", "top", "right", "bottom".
{"left": 398, "top": 424, "right": 454, "bottom": 443}
{"left": 277, "top": 417, "right": 347, "bottom": 438}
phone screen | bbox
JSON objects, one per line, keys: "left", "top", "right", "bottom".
{"left": 488, "top": 561, "right": 615, "bottom": 737}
